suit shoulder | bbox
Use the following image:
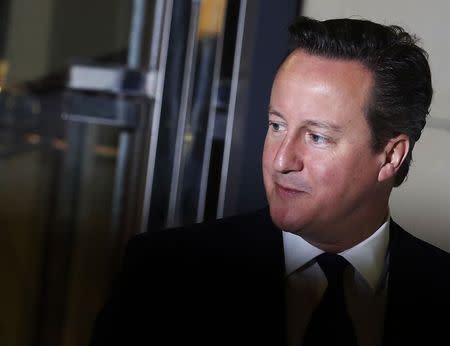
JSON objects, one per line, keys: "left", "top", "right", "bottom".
{"left": 135, "top": 208, "right": 270, "bottom": 240}
{"left": 393, "top": 222, "right": 450, "bottom": 259}
{"left": 124, "top": 208, "right": 273, "bottom": 257}
{"left": 390, "top": 221, "right": 450, "bottom": 283}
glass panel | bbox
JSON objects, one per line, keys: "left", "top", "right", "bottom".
{"left": 0, "top": 1, "right": 132, "bottom": 346}
{"left": 53, "top": 123, "right": 121, "bottom": 346}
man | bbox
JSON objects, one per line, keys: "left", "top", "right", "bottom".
{"left": 90, "top": 17, "right": 450, "bottom": 346}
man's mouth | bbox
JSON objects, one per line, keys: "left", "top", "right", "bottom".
{"left": 274, "top": 183, "right": 304, "bottom": 196}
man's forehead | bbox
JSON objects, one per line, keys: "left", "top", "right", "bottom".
{"left": 279, "top": 48, "right": 372, "bottom": 79}
{"left": 272, "top": 50, "right": 374, "bottom": 115}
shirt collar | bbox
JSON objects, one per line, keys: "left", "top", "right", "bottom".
{"left": 340, "top": 218, "right": 390, "bottom": 291}
{"left": 283, "top": 231, "right": 323, "bottom": 276}
{"left": 283, "top": 216, "right": 390, "bottom": 291}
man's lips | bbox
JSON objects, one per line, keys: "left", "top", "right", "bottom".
{"left": 274, "top": 182, "right": 306, "bottom": 195}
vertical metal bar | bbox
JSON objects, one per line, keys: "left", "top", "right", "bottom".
{"left": 110, "top": 0, "right": 147, "bottom": 237}
{"left": 128, "top": 0, "right": 147, "bottom": 68}
{"left": 216, "top": 0, "right": 247, "bottom": 219}
{"left": 196, "top": 14, "right": 226, "bottom": 223}
{"left": 167, "top": 0, "right": 202, "bottom": 227}
{"left": 139, "top": 0, "right": 174, "bottom": 233}
{"left": 148, "top": 0, "right": 166, "bottom": 70}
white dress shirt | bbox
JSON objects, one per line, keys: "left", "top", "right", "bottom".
{"left": 284, "top": 219, "right": 390, "bottom": 346}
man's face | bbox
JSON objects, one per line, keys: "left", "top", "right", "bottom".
{"left": 263, "top": 50, "right": 387, "bottom": 243}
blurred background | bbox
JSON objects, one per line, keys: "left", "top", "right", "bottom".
{"left": 0, "top": 1, "right": 449, "bottom": 346}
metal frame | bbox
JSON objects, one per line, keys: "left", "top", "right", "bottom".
{"left": 139, "top": 0, "right": 174, "bottom": 233}
{"left": 167, "top": 0, "right": 202, "bottom": 227}
{"left": 196, "top": 8, "right": 227, "bottom": 223}
{"left": 216, "top": 0, "right": 248, "bottom": 219}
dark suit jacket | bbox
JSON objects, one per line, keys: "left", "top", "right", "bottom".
{"left": 90, "top": 208, "right": 450, "bottom": 346}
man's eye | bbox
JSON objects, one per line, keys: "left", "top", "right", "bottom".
{"left": 268, "top": 121, "right": 283, "bottom": 132}
{"left": 308, "top": 133, "right": 329, "bottom": 145}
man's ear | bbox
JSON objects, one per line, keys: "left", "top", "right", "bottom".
{"left": 378, "top": 134, "right": 410, "bottom": 182}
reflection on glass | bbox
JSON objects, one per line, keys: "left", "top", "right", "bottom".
{"left": 0, "top": 1, "right": 131, "bottom": 346}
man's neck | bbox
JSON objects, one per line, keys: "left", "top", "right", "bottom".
{"left": 298, "top": 207, "right": 390, "bottom": 253}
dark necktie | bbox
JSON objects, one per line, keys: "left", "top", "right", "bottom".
{"left": 302, "top": 253, "right": 357, "bottom": 346}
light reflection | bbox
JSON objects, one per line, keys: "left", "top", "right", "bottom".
{"left": 0, "top": 60, "right": 8, "bottom": 93}
{"left": 26, "top": 133, "right": 41, "bottom": 144}
{"left": 23, "top": 133, "right": 118, "bottom": 159}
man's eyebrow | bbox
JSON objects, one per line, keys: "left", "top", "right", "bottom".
{"left": 303, "top": 120, "right": 343, "bottom": 133}
{"left": 268, "top": 107, "right": 343, "bottom": 133}
{"left": 267, "top": 107, "right": 285, "bottom": 119}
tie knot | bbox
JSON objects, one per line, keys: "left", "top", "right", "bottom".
{"left": 316, "top": 253, "right": 349, "bottom": 285}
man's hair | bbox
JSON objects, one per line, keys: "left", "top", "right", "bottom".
{"left": 288, "top": 17, "right": 433, "bottom": 186}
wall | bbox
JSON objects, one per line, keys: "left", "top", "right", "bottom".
{"left": 302, "top": 0, "right": 450, "bottom": 251}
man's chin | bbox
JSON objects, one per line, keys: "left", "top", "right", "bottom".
{"left": 268, "top": 206, "right": 305, "bottom": 233}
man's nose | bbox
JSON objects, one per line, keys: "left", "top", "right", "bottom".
{"left": 273, "top": 136, "right": 304, "bottom": 173}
